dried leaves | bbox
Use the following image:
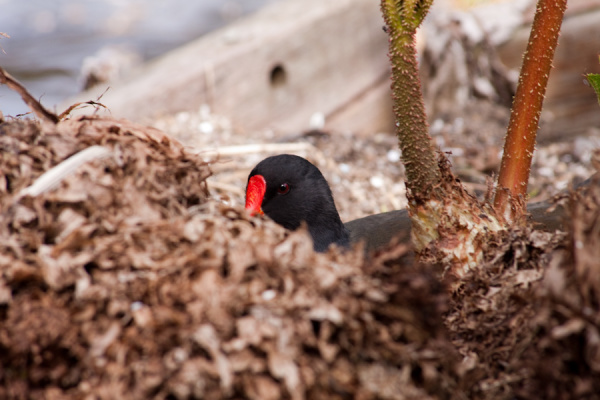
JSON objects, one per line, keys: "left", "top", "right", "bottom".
{"left": 519, "top": 174, "right": 600, "bottom": 399}
{"left": 447, "top": 175, "right": 600, "bottom": 399}
{"left": 1, "top": 117, "right": 598, "bottom": 399}
{"left": 0, "top": 117, "right": 456, "bottom": 399}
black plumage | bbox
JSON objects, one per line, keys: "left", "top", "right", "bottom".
{"left": 246, "top": 154, "right": 350, "bottom": 252}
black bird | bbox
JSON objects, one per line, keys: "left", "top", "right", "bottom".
{"left": 246, "top": 154, "right": 588, "bottom": 254}
{"left": 245, "top": 154, "right": 350, "bottom": 252}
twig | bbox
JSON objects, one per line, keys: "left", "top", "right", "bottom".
{"left": 0, "top": 32, "right": 9, "bottom": 55}
{"left": 207, "top": 181, "right": 246, "bottom": 197}
{"left": 198, "top": 142, "right": 314, "bottom": 158}
{"left": 0, "top": 66, "right": 59, "bottom": 123}
{"left": 58, "top": 86, "right": 111, "bottom": 120}
{"left": 16, "top": 146, "right": 113, "bottom": 200}
{"left": 58, "top": 101, "right": 108, "bottom": 121}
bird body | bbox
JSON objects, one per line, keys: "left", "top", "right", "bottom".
{"left": 245, "top": 154, "right": 349, "bottom": 252}
{"left": 245, "top": 154, "right": 577, "bottom": 254}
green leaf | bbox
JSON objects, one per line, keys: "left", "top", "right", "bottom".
{"left": 587, "top": 73, "right": 600, "bottom": 106}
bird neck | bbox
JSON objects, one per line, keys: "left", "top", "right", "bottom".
{"left": 306, "top": 203, "right": 349, "bottom": 252}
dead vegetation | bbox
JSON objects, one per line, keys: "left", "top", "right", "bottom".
{"left": 0, "top": 112, "right": 599, "bottom": 399}
{"left": 0, "top": 117, "right": 457, "bottom": 399}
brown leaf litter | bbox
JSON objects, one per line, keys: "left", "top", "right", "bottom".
{"left": 1, "top": 115, "right": 599, "bottom": 399}
{"left": 446, "top": 173, "right": 600, "bottom": 400}
{"left": 1, "top": 117, "right": 457, "bottom": 399}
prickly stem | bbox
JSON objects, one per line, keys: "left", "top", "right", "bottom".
{"left": 381, "top": 0, "right": 441, "bottom": 200}
{"left": 495, "top": 0, "right": 568, "bottom": 221}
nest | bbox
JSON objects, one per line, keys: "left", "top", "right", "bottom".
{"left": 0, "top": 115, "right": 599, "bottom": 399}
{"left": 0, "top": 117, "right": 457, "bottom": 399}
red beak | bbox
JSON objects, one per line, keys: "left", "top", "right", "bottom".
{"left": 245, "top": 175, "right": 266, "bottom": 216}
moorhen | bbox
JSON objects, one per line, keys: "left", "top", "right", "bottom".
{"left": 245, "top": 154, "right": 350, "bottom": 252}
{"left": 246, "top": 154, "right": 585, "bottom": 253}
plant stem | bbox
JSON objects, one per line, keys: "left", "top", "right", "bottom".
{"left": 381, "top": 0, "right": 440, "bottom": 199}
{"left": 494, "top": 0, "right": 567, "bottom": 220}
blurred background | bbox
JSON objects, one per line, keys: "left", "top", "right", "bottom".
{"left": 0, "top": 0, "right": 283, "bottom": 116}
{"left": 0, "top": 0, "right": 598, "bottom": 221}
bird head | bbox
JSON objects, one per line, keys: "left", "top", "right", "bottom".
{"left": 245, "top": 154, "right": 349, "bottom": 252}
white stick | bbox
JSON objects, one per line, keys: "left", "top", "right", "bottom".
{"left": 198, "top": 142, "right": 314, "bottom": 158}
{"left": 17, "top": 145, "right": 113, "bottom": 199}
{"left": 208, "top": 181, "right": 246, "bottom": 196}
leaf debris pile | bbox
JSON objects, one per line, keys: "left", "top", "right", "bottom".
{"left": 520, "top": 176, "right": 600, "bottom": 399}
{"left": 1, "top": 117, "right": 599, "bottom": 399}
{"left": 0, "top": 117, "right": 457, "bottom": 399}
{"left": 446, "top": 174, "right": 600, "bottom": 399}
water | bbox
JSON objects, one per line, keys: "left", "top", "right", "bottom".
{"left": 0, "top": 0, "right": 281, "bottom": 117}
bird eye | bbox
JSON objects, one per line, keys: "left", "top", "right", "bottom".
{"left": 277, "top": 183, "right": 290, "bottom": 195}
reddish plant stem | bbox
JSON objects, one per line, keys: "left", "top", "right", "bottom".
{"left": 494, "top": 0, "right": 567, "bottom": 219}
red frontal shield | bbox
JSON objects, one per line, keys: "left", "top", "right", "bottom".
{"left": 245, "top": 175, "right": 266, "bottom": 216}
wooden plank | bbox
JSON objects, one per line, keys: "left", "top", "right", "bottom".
{"left": 326, "top": 73, "right": 395, "bottom": 135}
{"left": 65, "top": 0, "right": 389, "bottom": 135}
{"left": 64, "top": 0, "right": 600, "bottom": 140}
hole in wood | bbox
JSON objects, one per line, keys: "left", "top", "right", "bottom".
{"left": 269, "top": 64, "right": 286, "bottom": 88}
